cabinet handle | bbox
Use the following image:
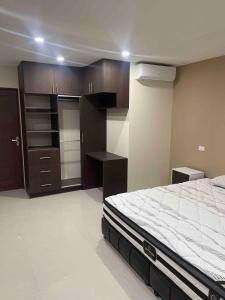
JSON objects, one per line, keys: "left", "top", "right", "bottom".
{"left": 40, "top": 183, "right": 52, "bottom": 187}
{"left": 40, "top": 170, "right": 51, "bottom": 173}
{"left": 91, "top": 82, "right": 93, "bottom": 93}
{"left": 40, "top": 156, "right": 51, "bottom": 160}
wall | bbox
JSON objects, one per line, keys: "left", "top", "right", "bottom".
{"left": 0, "top": 66, "right": 18, "bottom": 88}
{"left": 128, "top": 64, "right": 173, "bottom": 191}
{"left": 107, "top": 109, "right": 129, "bottom": 157}
{"left": 171, "top": 56, "right": 225, "bottom": 178}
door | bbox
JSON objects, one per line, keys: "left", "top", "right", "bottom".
{"left": 54, "top": 66, "right": 82, "bottom": 95}
{"left": 20, "top": 62, "right": 54, "bottom": 94}
{"left": 0, "top": 88, "right": 23, "bottom": 191}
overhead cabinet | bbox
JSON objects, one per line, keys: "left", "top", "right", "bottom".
{"left": 19, "top": 59, "right": 129, "bottom": 107}
{"left": 19, "top": 62, "right": 54, "bottom": 95}
{"left": 53, "top": 66, "right": 82, "bottom": 96}
{"left": 19, "top": 62, "right": 82, "bottom": 96}
{"left": 82, "top": 59, "right": 130, "bottom": 108}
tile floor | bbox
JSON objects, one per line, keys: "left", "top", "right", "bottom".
{"left": 0, "top": 188, "right": 158, "bottom": 300}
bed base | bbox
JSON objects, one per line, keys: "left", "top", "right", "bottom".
{"left": 102, "top": 217, "right": 191, "bottom": 300}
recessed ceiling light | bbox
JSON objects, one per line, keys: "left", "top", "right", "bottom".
{"left": 121, "top": 50, "right": 130, "bottom": 58}
{"left": 34, "top": 36, "right": 44, "bottom": 43}
{"left": 56, "top": 56, "right": 64, "bottom": 62}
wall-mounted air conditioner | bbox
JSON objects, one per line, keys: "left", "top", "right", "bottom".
{"left": 136, "top": 63, "right": 176, "bottom": 82}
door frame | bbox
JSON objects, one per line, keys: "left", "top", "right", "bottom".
{"left": 0, "top": 87, "right": 24, "bottom": 189}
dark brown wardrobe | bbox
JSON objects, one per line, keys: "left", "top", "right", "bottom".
{"left": 18, "top": 59, "right": 129, "bottom": 197}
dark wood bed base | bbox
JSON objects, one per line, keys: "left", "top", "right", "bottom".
{"left": 102, "top": 217, "right": 191, "bottom": 300}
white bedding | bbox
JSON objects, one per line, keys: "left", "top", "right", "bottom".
{"left": 105, "top": 178, "right": 225, "bottom": 282}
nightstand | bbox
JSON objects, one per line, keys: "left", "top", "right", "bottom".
{"left": 171, "top": 167, "right": 204, "bottom": 184}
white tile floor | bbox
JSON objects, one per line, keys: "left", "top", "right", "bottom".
{"left": 0, "top": 188, "right": 158, "bottom": 300}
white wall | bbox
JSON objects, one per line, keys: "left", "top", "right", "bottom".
{"left": 128, "top": 64, "right": 173, "bottom": 191}
{"left": 0, "top": 66, "right": 18, "bottom": 88}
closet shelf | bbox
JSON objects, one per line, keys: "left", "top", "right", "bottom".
{"left": 26, "top": 129, "right": 59, "bottom": 133}
{"left": 25, "top": 107, "right": 58, "bottom": 114}
{"left": 28, "top": 146, "right": 59, "bottom": 150}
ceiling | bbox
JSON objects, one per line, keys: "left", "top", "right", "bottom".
{"left": 1, "top": 0, "right": 225, "bottom": 67}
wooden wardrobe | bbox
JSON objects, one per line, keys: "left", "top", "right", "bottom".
{"left": 18, "top": 59, "right": 129, "bottom": 197}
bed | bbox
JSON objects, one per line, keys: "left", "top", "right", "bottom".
{"left": 102, "top": 178, "right": 225, "bottom": 300}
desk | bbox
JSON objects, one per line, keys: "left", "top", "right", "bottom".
{"left": 86, "top": 152, "right": 127, "bottom": 199}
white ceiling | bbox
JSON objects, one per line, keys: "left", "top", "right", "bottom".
{"left": 1, "top": 0, "right": 225, "bottom": 67}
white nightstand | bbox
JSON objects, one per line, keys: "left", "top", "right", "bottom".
{"left": 171, "top": 167, "right": 204, "bottom": 184}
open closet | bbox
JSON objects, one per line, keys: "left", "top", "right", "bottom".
{"left": 18, "top": 59, "right": 129, "bottom": 197}
{"left": 58, "top": 95, "right": 81, "bottom": 188}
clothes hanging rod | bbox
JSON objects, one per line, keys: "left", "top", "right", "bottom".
{"left": 60, "top": 139, "right": 80, "bottom": 143}
{"left": 58, "top": 95, "right": 81, "bottom": 101}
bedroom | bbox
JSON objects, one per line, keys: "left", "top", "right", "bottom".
{"left": 0, "top": 1, "right": 224, "bottom": 299}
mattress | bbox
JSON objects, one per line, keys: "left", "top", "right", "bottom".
{"left": 103, "top": 179, "right": 225, "bottom": 300}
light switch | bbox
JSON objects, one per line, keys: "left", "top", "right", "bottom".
{"left": 198, "top": 145, "right": 205, "bottom": 152}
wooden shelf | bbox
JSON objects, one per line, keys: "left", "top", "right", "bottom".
{"left": 25, "top": 107, "right": 57, "bottom": 114}
{"left": 28, "top": 146, "right": 59, "bottom": 150}
{"left": 26, "top": 129, "right": 59, "bottom": 133}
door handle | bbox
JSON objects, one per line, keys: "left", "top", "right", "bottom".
{"left": 11, "top": 136, "right": 20, "bottom": 146}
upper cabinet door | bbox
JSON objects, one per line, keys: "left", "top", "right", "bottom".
{"left": 54, "top": 66, "right": 82, "bottom": 95}
{"left": 102, "top": 60, "right": 130, "bottom": 108}
{"left": 19, "top": 62, "right": 54, "bottom": 94}
{"left": 82, "top": 65, "right": 97, "bottom": 95}
{"left": 87, "top": 59, "right": 130, "bottom": 108}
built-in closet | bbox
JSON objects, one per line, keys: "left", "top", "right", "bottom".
{"left": 18, "top": 59, "right": 129, "bottom": 197}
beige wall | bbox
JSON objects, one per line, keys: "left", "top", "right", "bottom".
{"left": 128, "top": 64, "right": 173, "bottom": 191}
{"left": 0, "top": 66, "right": 18, "bottom": 88}
{"left": 171, "top": 56, "right": 225, "bottom": 178}
{"left": 107, "top": 109, "right": 129, "bottom": 157}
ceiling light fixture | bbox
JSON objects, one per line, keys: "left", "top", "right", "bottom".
{"left": 121, "top": 50, "right": 130, "bottom": 58}
{"left": 34, "top": 36, "right": 44, "bottom": 43}
{"left": 56, "top": 56, "right": 64, "bottom": 62}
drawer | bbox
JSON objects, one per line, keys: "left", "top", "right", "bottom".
{"left": 27, "top": 149, "right": 61, "bottom": 194}
{"left": 28, "top": 177, "right": 60, "bottom": 194}
{"left": 172, "top": 170, "right": 189, "bottom": 184}
{"left": 28, "top": 149, "right": 60, "bottom": 169}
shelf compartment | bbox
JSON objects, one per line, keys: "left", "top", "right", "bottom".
{"left": 25, "top": 107, "right": 58, "bottom": 114}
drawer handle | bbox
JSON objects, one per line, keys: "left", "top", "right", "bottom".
{"left": 40, "top": 170, "right": 51, "bottom": 173}
{"left": 40, "top": 183, "right": 52, "bottom": 187}
{"left": 40, "top": 156, "right": 51, "bottom": 160}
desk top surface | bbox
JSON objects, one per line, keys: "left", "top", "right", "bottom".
{"left": 86, "top": 152, "right": 127, "bottom": 162}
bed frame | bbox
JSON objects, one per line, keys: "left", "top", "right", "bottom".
{"left": 102, "top": 215, "right": 225, "bottom": 300}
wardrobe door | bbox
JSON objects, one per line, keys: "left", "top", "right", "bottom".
{"left": 19, "top": 62, "right": 54, "bottom": 94}
{"left": 82, "top": 66, "right": 95, "bottom": 95}
{"left": 80, "top": 97, "right": 106, "bottom": 188}
{"left": 54, "top": 66, "right": 82, "bottom": 95}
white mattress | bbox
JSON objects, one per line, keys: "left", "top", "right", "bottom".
{"left": 105, "top": 179, "right": 225, "bottom": 283}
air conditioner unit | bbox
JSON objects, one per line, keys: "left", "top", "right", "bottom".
{"left": 136, "top": 63, "right": 176, "bottom": 82}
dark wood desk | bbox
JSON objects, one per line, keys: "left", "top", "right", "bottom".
{"left": 86, "top": 152, "right": 128, "bottom": 200}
